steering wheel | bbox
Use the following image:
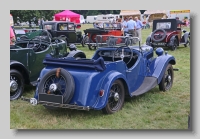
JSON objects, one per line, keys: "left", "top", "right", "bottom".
{"left": 26, "top": 37, "right": 42, "bottom": 52}
{"left": 27, "top": 38, "right": 35, "bottom": 48}
{"left": 151, "top": 29, "right": 167, "bottom": 42}
{"left": 112, "top": 46, "right": 133, "bottom": 65}
{"left": 41, "top": 30, "right": 52, "bottom": 43}
{"left": 58, "top": 35, "right": 67, "bottom": 42}
{"left": 32, "top": 37, "right": 42, "bottom": 52}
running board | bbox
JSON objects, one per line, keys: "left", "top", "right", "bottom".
{"left": 131, "top": 77, "right": 157, "bottom": 96}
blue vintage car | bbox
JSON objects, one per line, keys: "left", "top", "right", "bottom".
{"left": 28, "top": 35, "right": 178, "bottom": 114}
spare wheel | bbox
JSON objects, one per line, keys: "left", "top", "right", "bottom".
{"left": 38, "top": 68, "right": 75, "bottom": 104}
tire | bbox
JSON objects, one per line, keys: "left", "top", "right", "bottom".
{"left": 10, "top": 69, "right": 24, "bottom": 100}
{"left": 146, "top": 38, "right": 151, "bottom": 46}
{"left": 151, "top": 29, "right": 167, "bottom": 42}
{"left": 81, "top": 35, "right": 89, "bottom": 47}
{"left": 102, "top": 80, "right": 125, "bottom": 114}
{"left": 171, "top": 38, "right": 178, "bottom": 51}
{"left": 38, "top": 68, "right": 75, "bottom": 105}
{"left": 159, "top": 64, "right": 174, "bottom": 92}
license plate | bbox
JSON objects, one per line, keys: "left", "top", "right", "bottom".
{"left": 38, "top": 94, "right": 63, "bottom": 104}
{"left": 153, "top": 43, "right": 165, "bottom": 46}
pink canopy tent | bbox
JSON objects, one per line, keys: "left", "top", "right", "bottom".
{"left": 54, "top": 10, "right": 80, "bottom": 23}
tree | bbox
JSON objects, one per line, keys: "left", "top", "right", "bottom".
{"left": 10, "top": 10, "right": 62, "bottom": 23}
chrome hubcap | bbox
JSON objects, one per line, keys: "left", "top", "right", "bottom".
{"left": 49, "top": 83, "right": 58, "bottom": 92}
{"left": 10, "top": 80, "right": 18, "bottom": 92}
{"left": 168, "top": 75, "right": 171, "bottom": 82}
{"left": 114, "top": 92, "right": 119, "bottom": 101}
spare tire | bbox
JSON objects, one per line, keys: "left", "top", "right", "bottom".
{"left": 38, "top": 68, "right": 75, "bottom": 104}
{"left": 151, "top": 29, "right": 167, "bottom": 42}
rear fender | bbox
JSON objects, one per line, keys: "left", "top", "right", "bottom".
{"left": 92, "top": 71, "right": 128, "bottom": 110}
{"left": 150, "top": 54, "right": 176, "bottom": 84}
{"left": 10, "top": 60, "right": 30, "bottom": 84}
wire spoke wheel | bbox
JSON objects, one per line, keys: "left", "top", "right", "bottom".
{"left": 164, "top": 68, "right": 172, "bottom": 90}
{"left": 10, "top": 69, "right": 24, "bottom": 100}
{"left": 102, "top": 80, "right": 125, "bottom": 114}
{"left": 42, "top": 74, "right": 67, "bottom": 95}
{"left": 159, "top": 64, "right": 174, "bottom": 92}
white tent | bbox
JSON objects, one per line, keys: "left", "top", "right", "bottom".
{"left": 143, "top": 10, "right": 168, "bottom": 22}
{"left": 120, "top": 10, "right": 141, "bottom": 20}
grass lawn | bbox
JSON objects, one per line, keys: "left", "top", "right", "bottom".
{"left": 10, "top": 24, "right": 190, "bottom": 129}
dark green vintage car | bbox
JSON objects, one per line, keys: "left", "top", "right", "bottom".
{"left": 15, "top": 29, "right": 52, "bottom": 42}
{"left": 10, "top": 37, "right": 86, "bottom": 100}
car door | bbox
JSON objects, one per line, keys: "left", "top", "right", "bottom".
{"left": 66, "top": 23, "right": 77, "bottom": 43}
{"left": 56, "top": 23, "right": 76, "bottom": 43}
{"left": 125, "top": 51, "right": 145, "bottom": 92}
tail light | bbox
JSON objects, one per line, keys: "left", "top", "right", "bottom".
{"left": 99, "top": 90, "right": 104, "bottom": 97}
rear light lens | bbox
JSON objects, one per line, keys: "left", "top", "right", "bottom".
{"left": 99, "top": 90, "right": 104, "bottom": 97}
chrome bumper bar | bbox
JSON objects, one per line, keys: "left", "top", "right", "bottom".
{"left": 21, "top": 96, "right": 90, "bottom": 111}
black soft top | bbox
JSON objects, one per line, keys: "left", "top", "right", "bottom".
{"left": 152, "top": 19, "right": 177, "bottom": 31}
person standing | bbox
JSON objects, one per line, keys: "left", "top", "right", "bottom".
{"left": 40, "top": 18, "right": 44, "bottom": 29}
{"left": 38, "top": 18, "right": 41, "bottom": 27}
{"left": 126, "top": 16, "right": 137, "bottom": 43}
{"left": 10, "top": 26, "right": 16, "bottom": 46}
{"left": 122, "top": 17, "right": 129, "bottom": 35}
{"left": 176, "top": 17, "right": 185, "bottom": 41}
{"left": 134, "top": 16, "right": 143, "bottom": 43}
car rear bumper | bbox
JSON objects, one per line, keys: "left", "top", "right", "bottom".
{"left": 21, "top": 96, "right": 91, "bottom": 111}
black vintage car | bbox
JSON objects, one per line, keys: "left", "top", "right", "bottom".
{"left": 10, "top": 36, "right": 86, "bottom": 100}
{"left": 42, "top": 21, "right": 83, "bottom": 46}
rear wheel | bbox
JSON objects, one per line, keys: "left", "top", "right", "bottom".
{"left": 10, "top": 69, "right": 24, "bottom": 100}
{"left": 102, "top": 80, "right": 125, "bottom": 114}
{"left": 159, "top": 64, "right": 174, "bottom": 91}
{"left": 171, "top": 38, "right": 178, "bottom": 51}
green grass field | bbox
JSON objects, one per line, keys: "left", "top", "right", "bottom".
{"left": 10, "top": 24, "right": 190, "bottom": 129}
